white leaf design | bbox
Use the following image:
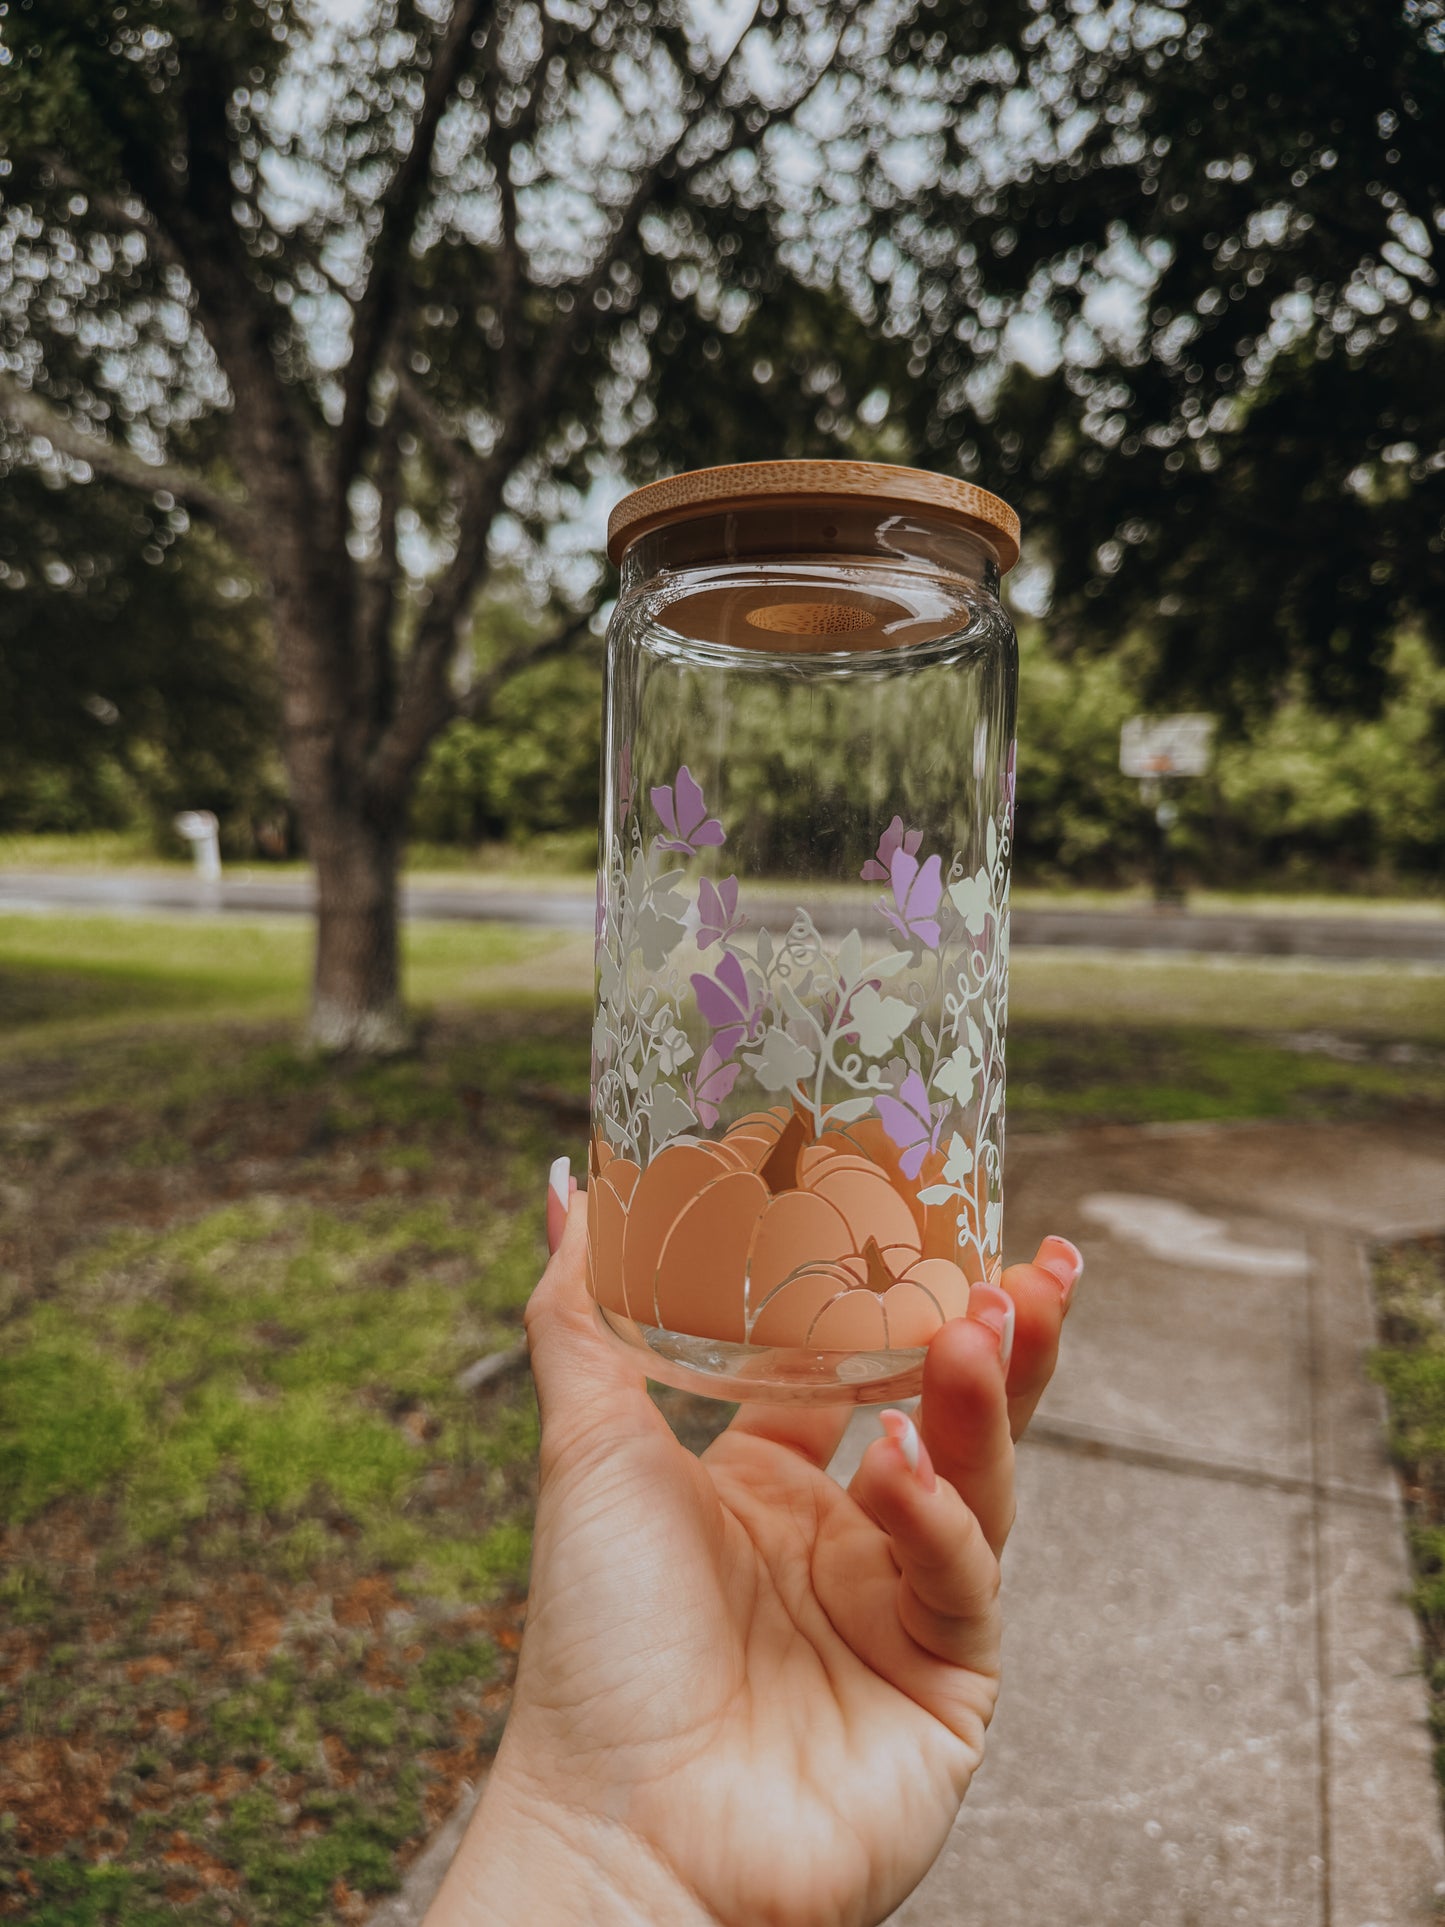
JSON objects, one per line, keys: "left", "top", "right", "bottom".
{"left": 942, "top": 1132, "right": 975, "bottom": 1187}
{"left": 869, "top": 950, "right": 914, "bottom": 981}
{"left": 649, "top": 1084, "right": 697, "bottom": 1147}
{"left": 598, "top": 947, "right": 621, "bottom": 1006}
{"left": 933, "top": 1044, "right": 977, "bottom": 1105}
{"left": 743, "top": 1028, "right": 816, "bottom": 1093}
{"left": 918, "top": 1184, "right": 957, "bottom": 1206}
{"left": 948, "top": 866, "right": 992, "bottom": 937}
{"left": 849, "top": 985, "right": 917, "bottom": 1057}
{"left": 838, "top": 928, "right": 863, "bottom": 988}
{"left": 826, "top": 1096, "right": 875, "bottom": 1125}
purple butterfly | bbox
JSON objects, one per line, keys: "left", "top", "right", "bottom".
{"left": 876, "top": 1070, "right": 946, "bottom": 1179}
{"left": 697, "top": 874, "right": 742, "bottom": 949}
{"left": 690, "top": 951, "right": 759, "bottom": 1060}
{"left": 688, "top": 1043, "right": 741, "bottom": 1128}
{"left": 650, "top": 765, "right": 725, "bottom": 854}
{"left": 880, "top": 848, "right": 943, "bottom": 949}
{"left": 861, "top": 814, "right": 922, "bottom": 883}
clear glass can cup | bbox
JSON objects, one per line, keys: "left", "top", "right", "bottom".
{"left": 589, "top": 460, "right": 1021, "bottom": 1404}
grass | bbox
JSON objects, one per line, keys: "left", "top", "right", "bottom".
{"left": 2, "top": 906, "right": 1443, "bottom": 1922}
{"left": 1368, "top": 1238, "right": 1445, "bottom": 1799}
{"left": 0, "top": 915, "right": 560, "bottom": 1047}
{"left": 0, "top": 996, "right": 580, "bottom": 1925}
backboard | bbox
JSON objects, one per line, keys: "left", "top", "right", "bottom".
{"left": 1119, "top": 713, "right": 1215, "bottom": 778}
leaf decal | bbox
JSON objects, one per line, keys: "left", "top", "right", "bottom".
{"left": 847, "top": 986, "right": 917, "bottom": 1063}
{"left": 948, "top": 867, "right": 992, "bottom": 937}
{"left": 742, "top": 1028, "right": 816, "bottom": 1094}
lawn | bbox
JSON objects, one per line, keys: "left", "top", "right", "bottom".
{"left": 2, "top": 911, "right": 1443, "bottom": 1923}
{"left": 1368, "top": 1237, "right": 1445, "bottom": 1804}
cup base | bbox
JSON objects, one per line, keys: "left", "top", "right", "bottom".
{"left": 595, "top": 1304, "right": 925, "bottom": 1405}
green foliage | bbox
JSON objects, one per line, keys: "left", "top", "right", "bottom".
{"left": 410, "top": 652, "right": 603, "bottom": 845}
{"left": 0, "top": 477, "right": 284, "bottom": 848}
{"left": 1013, "top": 626, "right": 1445, "bottom": 886}
{"left": 895, "top": 0, "right": 1445, "bottom": 710}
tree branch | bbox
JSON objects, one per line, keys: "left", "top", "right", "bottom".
{"left": 368, "top": 601, "right": 598, "bottom": 807}
{"left": 396, "top": 19, "right": 766, "bottom": 681}
{"left": 335, "top": 0, "right": 495, "bottom": 490}
{"left": 395, "top": 369, "right": 477, "bottom": 495}
{"left": 120, "top": 34, "right": 336, "bottom": 545}
{"left": 484, "top": 2, "right": 565, "bottom": 420}
{"left": 455, "top": 604, "right": 599, "bottom": 721}
{"left": 370, "top": 3, "right": 846, "bottom": 806}
{"left": 0, "top": 374, "right": 253, "bottom": 545}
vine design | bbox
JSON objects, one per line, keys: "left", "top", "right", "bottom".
{"left": 593, "top": 753, "right": 1014, "bottom": 1275}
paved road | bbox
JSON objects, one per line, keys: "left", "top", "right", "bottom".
{"left": 3, "top": 869, "right": 1444, "bottom": 964}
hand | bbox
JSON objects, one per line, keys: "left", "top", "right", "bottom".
{"left": 430, "top": 1178, "right": 1081, "bottom": 1927}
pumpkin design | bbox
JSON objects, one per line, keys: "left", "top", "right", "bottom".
{"left": 587, "top": 1107, "right": 988, "bottom": 1350}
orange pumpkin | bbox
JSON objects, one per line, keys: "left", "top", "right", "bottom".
{"left": 586, "top": 1115, "right": 979, "bottom": 1350}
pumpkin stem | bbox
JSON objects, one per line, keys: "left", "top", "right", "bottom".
{"left": 861, "top": 1237, "right": 896, "bottom": 1295}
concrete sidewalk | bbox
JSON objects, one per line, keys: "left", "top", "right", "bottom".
{"left": 848, "top": 1116, "right": 1445, "bottom": 1926}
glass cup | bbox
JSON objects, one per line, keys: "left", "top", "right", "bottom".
{"left": 589, "top": 460, "right": 1020, "bottom": 1403}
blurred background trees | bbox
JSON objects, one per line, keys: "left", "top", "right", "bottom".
{"left": 1, "top": 0, "right": 1442, "bottom": 1046}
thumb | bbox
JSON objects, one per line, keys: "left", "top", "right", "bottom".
{"left": 525, "top": 1165, "right": 665, "bottom": 1468}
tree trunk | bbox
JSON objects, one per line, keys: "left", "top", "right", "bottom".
{"left": 272, "top": 589, "right": 411, "bottom": 1056}
{"left": 305, "top": 805, "right": 410, "bottom": 1054}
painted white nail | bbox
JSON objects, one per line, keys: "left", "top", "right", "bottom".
{"left": 998, "top": 1297, "right": 1015, "bottom": 1375}
{"left": 548, "top": 1155, "right": 570, "bottom": 1209}
{"left": 881, "top": 1408, "right": 920, "bottom": 1472}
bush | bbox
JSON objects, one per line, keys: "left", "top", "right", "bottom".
{"left": 410, "top": 652, "right": 602, "bottom": 845}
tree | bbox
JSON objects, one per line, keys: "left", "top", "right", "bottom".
{"left": 829, "top": 0, "right": 1445, "bottom": 711}
{"left": 0, "top": 0, "right": 912, "bottom": 1049}
{"left": 0, "top": 468, "right": 283, "bottom": 839}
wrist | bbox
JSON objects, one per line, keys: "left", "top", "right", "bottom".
{"left": 426, "top": 1759, "right": 720, "bottom": 1927}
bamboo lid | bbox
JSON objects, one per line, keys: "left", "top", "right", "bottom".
{"left": 606, "top": 459, "right": 1020, "bottom": 574}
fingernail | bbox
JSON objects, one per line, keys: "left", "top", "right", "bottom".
{"left": 967, "top": 1285, "right": 1015, "bottom": 1375}
{"left": 546, "top": 1156, "right": 570, "bottom": 1256}
{"left": 1035, "top": 1235, "right": 1083, "bottom": 1307}
{"left": 880, "top": 1409, "right": 936, "bottom": 1493}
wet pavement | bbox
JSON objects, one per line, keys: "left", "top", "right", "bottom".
{"left": 3, "top": 868, "right": 1444, "bottom": 964}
